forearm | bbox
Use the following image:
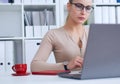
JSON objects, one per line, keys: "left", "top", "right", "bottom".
{"left": 31, "top": 60, "right": 64, "bottom": 72}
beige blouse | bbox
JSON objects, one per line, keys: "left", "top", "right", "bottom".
{"left": 31, "top": 26, "right": 89, "bottom": 72}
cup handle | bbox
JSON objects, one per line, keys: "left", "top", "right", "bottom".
{"left": 12, "top": 66, "right": 16, "bottom": 72}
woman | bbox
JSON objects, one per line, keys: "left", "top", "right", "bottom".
{"left": 31, "top": 0, "right": 94, "bottom": 72}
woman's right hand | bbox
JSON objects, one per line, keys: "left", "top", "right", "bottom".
{"left": 67, "top": 56, "right": 83, "bottom": 70}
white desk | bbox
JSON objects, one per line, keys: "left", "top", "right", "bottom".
{"left": 1, "top": 73, "right": 120, "bottom": 84}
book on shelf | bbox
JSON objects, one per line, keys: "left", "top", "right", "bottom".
{"left": 26, "top": 11, "right": 33, "bottom": 26}
{"left": 45, "top": 10, "right": 55, "bottom": 25}
{"left": 32, "top": 11, "right": 41, "bottom": 26}
{"left": 39, "top": 11, "right": 46, "bottom": 25}
{"left": 24, "top": 12, "right": 30, "bottom": 26}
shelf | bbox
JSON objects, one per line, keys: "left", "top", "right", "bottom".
{"left": 24, "top": 4, "right": 56, "bottom": 11}
{"left": 0, "top": 4, "right": 22, "bottom": 11}
{"left": 0, "top": 37, "right": 23, "bottom": 40}
{"left": 24, "top": 37, "right": 42, "bottom": 40}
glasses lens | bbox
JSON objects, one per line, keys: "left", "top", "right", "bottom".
{"left": 86, "top": 6, "right": 93, "bottom": 12}
{"left": 74, "top": 3, "right": 84, "bottom": 11}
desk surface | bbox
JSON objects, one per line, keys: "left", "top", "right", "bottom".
{"left": 1, "top": 73, "right": 120, "bottom": 84}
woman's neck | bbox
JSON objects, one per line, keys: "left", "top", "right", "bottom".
{"left": 63, "top": 17, "right": 84, "bottom": 34}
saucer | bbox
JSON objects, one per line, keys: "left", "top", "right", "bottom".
{"left": 12, "top": 73, "right": 30, "bottom": 76}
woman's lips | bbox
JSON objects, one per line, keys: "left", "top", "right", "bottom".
{"left": 78, "top": 17, "right": 85, "bottom": 21}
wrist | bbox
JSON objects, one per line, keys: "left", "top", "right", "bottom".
{"left": 63, "top": 61, "right": 69, "bottom": 70}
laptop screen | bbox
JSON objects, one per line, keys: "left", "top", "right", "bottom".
{"left": 81, "top": 24, "right": 120, "bottom": 79}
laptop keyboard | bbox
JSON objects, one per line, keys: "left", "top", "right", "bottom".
{"left": 58, "top": 71, "right": 81, "bottom": 79}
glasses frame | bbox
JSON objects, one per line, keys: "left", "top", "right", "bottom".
{"left": 70, "top": 2, "right": 94, "bottom": 13}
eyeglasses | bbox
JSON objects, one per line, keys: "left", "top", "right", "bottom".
{"left": 70, "top": 3, "right": 94, "bottom": 13}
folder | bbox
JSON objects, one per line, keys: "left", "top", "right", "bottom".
{"left": 46, "top": 0, "right": 53, "bottom": 3}
{"left": 42, "top": 26, "right": 48, "bottom": 37}
{"left": 25, "top": 40, "right": 41, "bottom": 72}
{"left": 0, "top": 0, "right": 8, "bottom": 3}
{"left": 14, "top": 0, "right": 21, "bottom": 4}
{"left": 109, "top": 7, "right": 116, "bottom": 24}
{"left": 32, "top": 11, "right": 40, "bottom": 26}
{"left": 109, "top": 0, "right": 117, "bottom": 3}
{"left": 25, "top": 11, "right": 33, "bottom": 26}
{"left": 36, "top": 0, "right": 45, "bottom": 3}
{"left": 24, "top": 12, "right": 30, "bottom": 26}
{"left": 49, "top": 25, "right": 57, "bottom": 30}
{"left": 5, "top": 41, "right": 14, "bottom": 73}
{"left": 25, "top": 26, "right": 34, "bottom": 37}
{"left": 102, "top": 0, "right": 109, "bottom": 3}
{"left": 102, "top": 6, "right": 109, "bottom": 24}
{"left": 94, "top": 7, "right": 102, "bottom": 24}
{"left": 39, "top": 11, "right": 46, "bottom": 25}
{"left": 62, "top": 0, "right": 69, "bottom": 4}
{"left": 117, "top": 6, "right": 120, "bottom": 24}
{"left": 0, "top": 41, "right": 5, "bottom": 73}
{"left": 33, "top": 26, "right": 42, "bottom": 38}
{"left": 23, "top": 0, "right": 31, "bottom": 4}
{"left": 31, "top": 0, "right": 39, "bottom": 4}
{"left": 94, "top": 0, "right": 102, "bottom": 3}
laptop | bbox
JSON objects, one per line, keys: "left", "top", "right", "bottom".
{"left": 58, "top": 24, "right": 120, "bottom": 80}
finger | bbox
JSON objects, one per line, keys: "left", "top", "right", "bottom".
{"left": 75, "top": 62, "right": 83, "bottom": 68}
{"left": 75, "top": 58, "right": 83, "bottom": 64}
{"left": 74, "top": 60, "right": 83, "bottom": 67}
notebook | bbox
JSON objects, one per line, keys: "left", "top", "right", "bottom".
{"left": 58, "top": 24, "right": 120, "bottom": 80}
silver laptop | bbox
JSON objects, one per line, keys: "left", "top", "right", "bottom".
{"left": 58, "top": 24, "right": 120, "bottom": 80}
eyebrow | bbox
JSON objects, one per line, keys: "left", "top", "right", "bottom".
{"left": 72, "top": 2, "right": 92, "bottom": 7}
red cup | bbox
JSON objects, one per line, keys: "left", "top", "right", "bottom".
{"left": 12, "top": 64, "right": 27, "bottom": 74}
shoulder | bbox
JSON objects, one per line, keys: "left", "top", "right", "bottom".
{"left": 45, "top": 27, "right": 64, "bottom": 37}
{"left": 43, "top": 27, "right": 64, "bottom": 40}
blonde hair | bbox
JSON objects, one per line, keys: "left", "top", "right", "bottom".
{"left": 65, "top": 0, "right": 73, "bottom": 22}
{"left": 69, "top": 0, "right": 73, "bottom": 3}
